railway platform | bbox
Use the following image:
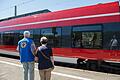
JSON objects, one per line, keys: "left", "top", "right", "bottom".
{"left": 0, "top": 56, "right": 120, "bottom": 80}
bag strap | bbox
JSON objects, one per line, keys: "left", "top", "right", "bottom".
{"left": 40, "top": 51, "right": 54, "bottom": 69}
{"left": 40, "top": 50, "right": 50, "bottom": 60}
{"left": 40, "top": 49, "right": 54, "bottom": 68}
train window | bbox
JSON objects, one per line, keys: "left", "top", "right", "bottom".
{"left": 73, "top": 25, "right": 101, "bottom": 31}
{"left": 103, "top": 23, "right": 120, "bottom": 50}
{"left": 19, "top": 30, "right": 24, "bottom": 40}
{"left": 0, "top": 33, "right": 2, "bottom": 45}
{"left": 72, "top": 25, "right": 102, "bottom": 49}
{"left": 3, "top": 31, "right": 15, "bottom": 45}
{"left": 103, "top": 32, "right": 120, "bottom": 50}
{"left": 72, "top": 30, "right": 82, "bottom": 48}
{"left": 82, "top": 32, "right": 102, "bottom": 48}
{"left": 62, "top": 26, "right": 72, "bottom": 48}
{"left": 0, "top": 33, "right": 1, "bottom": 45}
{"left": 29, "top": 30, "right": 34, "bottom": 38}
{"left": 53, "top": 27, "right": 61, "bottom": 47}
{"left": 103, "top": 23, "right": 120, "bottom": 32}
{"left": 33, "top": 29, "right": 41, "bottom": 47}
{"left": 41, "top": 28, "right": 54, "bottom": 47}
{"left": 14, "top": 31, "right": 20, "bottom": 45}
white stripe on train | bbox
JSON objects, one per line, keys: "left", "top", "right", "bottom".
{"left": 0, "top": 12, "right": 120, "bottom": 29}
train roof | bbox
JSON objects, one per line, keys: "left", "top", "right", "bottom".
{"left": 0, "top": 9, "right": 51, "bottom": 22}
{"left": 0, "top": 1, "right": 119, "bottom": 32}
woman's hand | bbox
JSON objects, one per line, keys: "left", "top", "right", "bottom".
{"left": 35, "top": 57, "right": 39, "bottom": 62}
{"left": 51, "top": 56, "right": 54, "bottom": 66}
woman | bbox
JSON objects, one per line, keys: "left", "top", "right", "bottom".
{"left": 35, "top": 36, "right": 54, "bottom": 80}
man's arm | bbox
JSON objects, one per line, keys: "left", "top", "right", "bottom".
{"left": 16, "top": 45, "right": 19, "bottom": 52}
{"left": 31, "top": 41, "right": 36, "bottom": 56}
{"left": 34, "top": 48, "right": 39, "bottom": 62}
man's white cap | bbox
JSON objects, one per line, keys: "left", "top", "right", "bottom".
{"left": 23, "top": 31, "right": 30, "bottom": 36}
{"left": 40, "top": 36, "right": 48, "bottom": 42}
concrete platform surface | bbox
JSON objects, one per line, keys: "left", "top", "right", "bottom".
{"left": 0, "top": 56, "right": 120, "bottom": 80}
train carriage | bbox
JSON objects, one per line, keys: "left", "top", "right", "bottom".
{"left": 0, "top": 1, "right": 120, "bottom": 67}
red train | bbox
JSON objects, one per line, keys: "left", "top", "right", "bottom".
{"left": 0, "top": 1, "right": 120, "bottom": 66}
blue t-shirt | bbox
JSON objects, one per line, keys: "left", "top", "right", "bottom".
{"left": 36, "top": 45, "right": 53, "bottom": 70}
{"left": 18, "top": 38, "right": 35, "bottom": 62}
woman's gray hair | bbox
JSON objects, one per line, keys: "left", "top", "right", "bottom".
{"left": 40, "top": 36, "right": 48, "bottom": 44}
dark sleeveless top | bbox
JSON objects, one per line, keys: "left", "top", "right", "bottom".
{"left": 36, "top": 45, "right": 53, "bottom": 70}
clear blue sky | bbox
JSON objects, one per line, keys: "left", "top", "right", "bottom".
{"left": 0, "top": 0, "right": 118, "bottom": 19}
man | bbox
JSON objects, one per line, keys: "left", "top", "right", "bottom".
{"left": 109, "top": 35, "right": 119, "bottom": 50}
{"left": 17, "top": 31, "right": 36, "bottom": 80}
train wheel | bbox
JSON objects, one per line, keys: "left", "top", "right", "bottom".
{"left": 86, "top": 60, "right": 98, "bottom": 71}
{"left": 77, "top": 58, "right": 87, "bottom": 69}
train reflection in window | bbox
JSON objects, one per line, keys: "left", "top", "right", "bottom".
{"left": 72, "top": 25, "right": 102, "bottom": 49}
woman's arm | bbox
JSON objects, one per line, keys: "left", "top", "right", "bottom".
{"left": 51, "top": 56, "right": 54, "bottom": 65}
{"left": 50, "top": 48, "right": 54, "bottom": 65}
